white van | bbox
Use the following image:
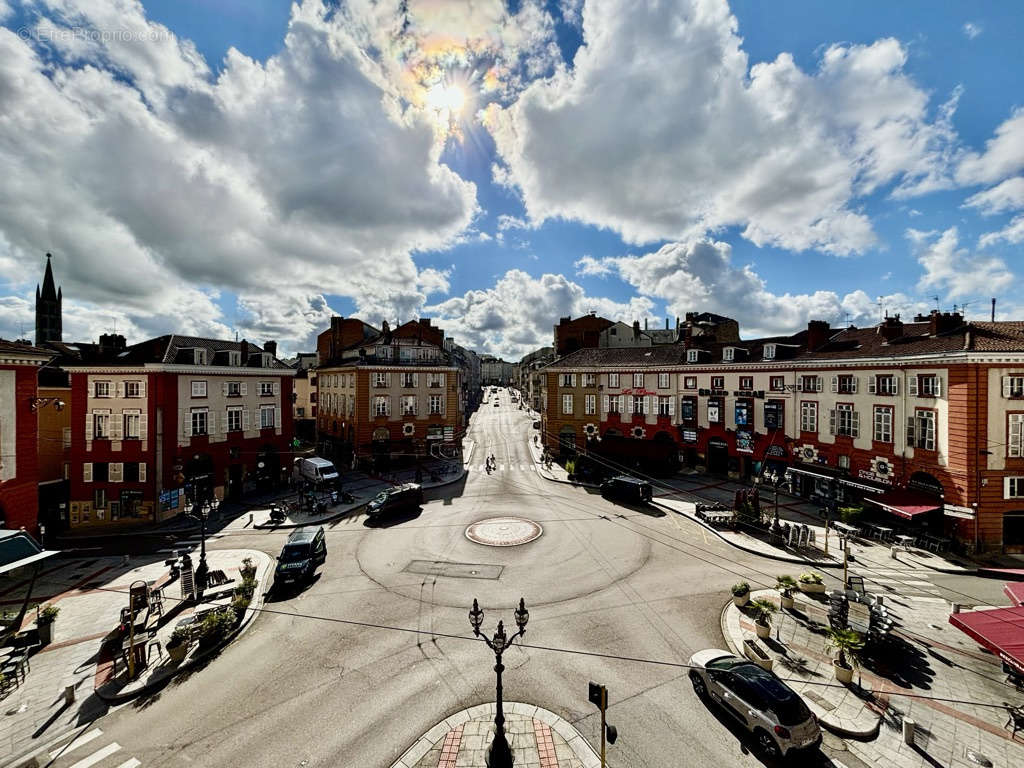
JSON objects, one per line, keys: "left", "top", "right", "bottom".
{"left": 295, "top": 457, "right": 340, "bottom": 486}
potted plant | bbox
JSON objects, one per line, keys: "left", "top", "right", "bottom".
{"left": 197, "top": 608, "right": 238, "bottom": 650}
{"left": 750, "top": 598, "right": 776, "bottom": 639}
{"left": 166, "top": 627, "right": 191, "bottom": 664}
{"left": 239, "top": 557, "right": 257, "bottom": 580}
{"left": 825, "top": 627, "right": 864, "bottom": 684}
{"left": 798, "top": 571, "right": 826, "bottom": 594}
{"left": 36, "top": 604, "right": 59, "bottom": 645}
{"left": 731, "top": 581, "right": 751, "bottom": 607}
{"left": 776, "top": 575, "right": 798, "bottom": 610}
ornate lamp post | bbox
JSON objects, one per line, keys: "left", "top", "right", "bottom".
{"left": 469, "top": 598, "right": 529, "bottom": 768}
{"left": 186, "top": 503, "right": 209, "bottom": 595}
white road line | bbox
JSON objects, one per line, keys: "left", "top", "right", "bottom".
{"left": 50, "top": 728, "right": 103, "bottom": 759}
{"left": 115, "top": 759, "right": 142, "bottom": 768}
{"left": 69, "top": 743, "right": 122, "bottom": 768}
{"left": 903, "top": 580, "right": 934, "bottom": 586}
{"left": 905, "top": 595, "right": 947, "bottom": 603}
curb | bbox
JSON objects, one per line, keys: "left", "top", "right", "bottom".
{"left": 93, "top": 550, "right": 273, "bottom": 704}
{"left": 391, "top": 701, "right": 601, "bottom": 768}
{"left": 253, "top": 502, "right": 367, "bottom": 530}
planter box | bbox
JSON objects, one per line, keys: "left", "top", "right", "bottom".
{"left": 732, "top": 593, "right": 750, "bottom": 608}
{"left": 799, "top": 582, "right": 826, "bottom": 594}
{"left": 780, "top": 595, "right": 794, "bottom": 611}
{"left": 167, "top": 643, "right": 189, "bottom": 664}
{"left": 38, "top": 622, "right": 53, "bottom": 646}
{"left": 743, "top": 639, "right": 773, "bottom": 671}
{"left": 754, "top": 621, "right": 771, "bottom": 639}
{"left": 833, "top": 660, "right": 854, "bottom": 684}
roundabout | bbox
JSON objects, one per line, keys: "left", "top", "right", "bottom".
{"left": 465, "top": 516, "right": 543, "bottom": 547}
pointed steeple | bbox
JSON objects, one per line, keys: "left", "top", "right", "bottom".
{"left": 35, "top": 252, "right": 62, "bottom": 345}
{"left": 40, "top": 253, "right": 58, "bottom": 300}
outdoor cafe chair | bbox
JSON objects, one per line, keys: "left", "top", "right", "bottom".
{"left": 1006, "top": 705, "right": 1024, "bottom": 736}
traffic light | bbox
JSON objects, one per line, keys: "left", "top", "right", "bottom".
{"left": 588, "top": 681, "right": 618, "bottom": 765}
{"left": 588, "top": 681, "right": 603, "bottom": 708}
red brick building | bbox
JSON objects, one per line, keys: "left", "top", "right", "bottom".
{"left": 553, "top": 313, "right": 614, "bottom": 357}
{"left": 0, "top": 340, "right": 55, "bottom": 536}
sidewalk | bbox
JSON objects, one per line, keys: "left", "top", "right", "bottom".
{"left": 392, "top": 702, "right": 599, "bottom": 768}
{"left": 0, "top": 547, "right": 268, "bottom": 765}
{"left": 721, "top": 589, "right": 1024, "bottom": 768}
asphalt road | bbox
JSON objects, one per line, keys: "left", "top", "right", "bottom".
{"left": 44, "top": 388, "right": 1005, "bottom": 768}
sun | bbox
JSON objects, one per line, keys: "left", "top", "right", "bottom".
{"left": 425, "top": 83, "right": 466, "bottom": 115}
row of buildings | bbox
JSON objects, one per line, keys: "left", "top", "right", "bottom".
{"left": 0, "top": 257, "right": 475, "bottom": 542}
{"left": 526, "top": 311, "right": 1024, "bottom": 554}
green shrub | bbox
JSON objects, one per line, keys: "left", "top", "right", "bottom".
{"left": 750, "top": 598, "right": 777, "bottom": 626}
{"left": 776, "top": 575, "right": 798, "bottom": 596}
{"left": 231, "top": 595, "right": 251, "bottom": 616}
{"left": 168, "top": 627, "right": 191, "bottom": 649}
{"left": 799, "top": 571, "right": 823, "bottom": 584}
{"left": 198, "top": 608, "right": 237, "bottom": 647}
{"left": 825, "top": 628, "right": 865, "bottom": 669}
{"left": 233, "top": 576, "right": 258, "bottom": 601}
{"left": 839, "top": 505, "right": 863, "bottom": 524}
{"left": 731, "top": 581, "right": 750, "bottom": 597}
{"left": 37, "top": 605, "right": 59, "bottom": 625}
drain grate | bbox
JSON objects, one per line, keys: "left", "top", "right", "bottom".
{"left": 405, "top": 560, "right": 503, "bottom": 580}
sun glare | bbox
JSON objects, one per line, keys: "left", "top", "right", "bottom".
{"left": 425, "top": 83, "right": 466, "bottom": 115}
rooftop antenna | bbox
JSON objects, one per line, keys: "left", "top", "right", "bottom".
{"left": 931, "top": 295, "right": 941, "bottom": 312}
{"left": 876, "top": 297, "right": 883, "bottom": 322}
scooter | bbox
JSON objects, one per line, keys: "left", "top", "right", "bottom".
{"left": 268, "top": 504, "right": 286, "bottom": 524}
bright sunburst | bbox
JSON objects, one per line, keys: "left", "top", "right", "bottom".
{"left": 425, "top": 83, "right": 466, "bottom": 114}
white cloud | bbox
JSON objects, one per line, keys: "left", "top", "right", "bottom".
{"left": 417, "top": 267, "right": 453, "bottom": 296}
{"left": 963, "top": 22, "right": 982, "bottom": 40}
{"left": 963, "top": 177, "right": 1024, "bottom": 215}
{"left": 0, "top": 1, "right": 481, "bottom": 355}
{"left": 979, "top": 216, "right": 1024, "bottom": 248}
{"left": 497, "top": 214, "right": 529, "bottom": 230}
{"left": 0, "top": 2, "right": 12, "bottom": 22}
{"left": 913, "top": 227, "right": 1015, "bottom": 298}
{"left": 574, "top": 255, "right": 612, "bottom": 277}
{"left": 559, "top": 0, "right": 584, "bottom": 27}
{"left": 485, "top": 0, "right": 959, "bottom": 255}
{"left": 956, "top": 109, "right": 1024, "bottom": 186}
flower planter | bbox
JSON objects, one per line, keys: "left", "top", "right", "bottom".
{"left": 799, "top": 582, "right": 826, "bottom": 594}
{"left": 167, "top": 642, "right": 189, "bottom": 664}
{"left": 833, "top": 660, "right": 854, "bottom": 684}
{"left": 733, "top": 593, "right": 750, "bottom": 608}
{"left": 743, "top": 639, "right": 773, "bottom": 671}
{"left": 754, "top": 621, "right": 771, "bottom": 639}
{"left": 37, "top": 622, "right": 54, "bottom": 646}
{"left": 780, "top": 595, "right": 794, "bottom": 611}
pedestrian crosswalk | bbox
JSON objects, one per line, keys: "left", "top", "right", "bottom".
{"left": 857, "top": 567, "right": 945, "bottom": 600}
{"left": 46, "top": 727, "right": 143, "bottom": 768}
{"left": 469, "top": 463, "right": 539, "bottom": 473}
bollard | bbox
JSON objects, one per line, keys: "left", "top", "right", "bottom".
{"left": 874, "top": 595, "right": 884, "bottom": 607}
{"left": 249, "top": 512, "right": 254, "bottom": 526}
{"left": 64, "top": 683, "right": 75, "bottom": 705}
{"left": 891, "top": 545, "right": 899, "bottom": 559}
{"left": 951, "top": 603, "right": 961, "bottom": 614}
{"left": 902, "top": 717, "right": 915, "bottom": 746}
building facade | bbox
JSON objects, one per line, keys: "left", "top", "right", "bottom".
{"left": 316, "top": 318, "right": 463, "bottom": 470}
{"left": 542, "top": 312, "right": 1024, "bottom": 553}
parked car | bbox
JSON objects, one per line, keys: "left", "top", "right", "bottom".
{"left": 688, "top": 649, "right": 821, "bottom": 758}
{"left": 600, "top": 475, "right": 653, "bottom": 503}
{"left": 294, "top": 456, "right": 339, "bottom": 486}
{"left": 274, "top": 526, "right": 327, "bottom": 588}
{"left": 366, "top": 483, "right": 424, "bottom": 519}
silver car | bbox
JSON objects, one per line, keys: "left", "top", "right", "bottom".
{"left": 688, "top": 649, "right": 822, "bottom": 758}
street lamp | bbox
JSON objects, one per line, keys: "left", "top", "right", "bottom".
{"left": 186, "top": 502, "right": 210, "bottom": 596}
{"left": 468, "top": 597, "right": 529, "bottom": 768}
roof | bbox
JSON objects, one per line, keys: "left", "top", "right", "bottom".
{"left": 546, "top": 346, "right": 691, "bottom": 368}
{"left": 0, "top": 339, "right": 54, "bottom": 359}
{"left": 798, "top": 323, "right": 968, "bottom": 361}
{"left": 51, "top": 334, "right": 291, "bottom": 370}
{"left": 967, "top": 322, "right": 1024, "bottom": 352}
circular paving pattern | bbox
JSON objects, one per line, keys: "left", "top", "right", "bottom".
{"left": 465, "top": 516, "right": 543, "bottom": 547}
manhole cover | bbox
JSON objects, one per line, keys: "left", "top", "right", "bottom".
{"left": 466, "top": 517, "right": 543, "bottom": 547}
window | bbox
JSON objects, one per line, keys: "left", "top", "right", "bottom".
{"left": 123, "top": 411, "right": 140, "bottom": 439}
{"left": 658, "top": 396, "right": 672, "bottom": 416}
{"left": 260, "top": 381, "right": 274, "bottom": 396}
{"left": 832, "top": 375, "right": 858, "bottom": 394}
{"left": 94, "top": 381, "right": 110, "bottom": 398}
{"left": 917, "top": 375, "right": 942, "bottom": 397}
{"left": 838, "top": 455, "right": 851, "bottom": 470}
{"left": 584, "top": 373, "right": 597, "bottom": 387}
{"left": 1004, "top": 376, "right": 1024, "bottom": 399}
{"left": 94, "top": 488, "right": 107, "bottom": 511}
{"left": 711, "top": 376, "right": 724, "bottom": 390}
{"left": 562, "top": 394, "right": 574, "bottom": 414}
{"left": 907, "top": 409, "right": 935, "bottom": 450}
{"left": 92, "top": 462, "right": 109, "bottom": 482}
{"left": 296, "top": 407, "right": 305, "bottom": 418}
{"left": 830, "top": 404, "right": 859, "bottom": 438}
{"left": 633, "top": 395, "right": 646, "bottom": 415}
{"left": 93, "top": 411, "right": 110, "bottom": 439}
{"left": 764, "top": 401, "right": 783, "bottom": 430}
{"left": 769, "top": 376, "right": 785, "bottom": 392}
{"left": 707, "top": 398, "right": 722, "bottom": 423}
{"left": 873, "top": 406, "right": 893, "bottom": 443}
{"left": 123, "top": 462, "right": 140, "bottom": 483}
{"left": 608, "top": 373, "right": 620, "bottom": 388}
{"left": 401, "top": 372, "right": 417, "bottom": 388}
{"left": 687, "top": 349, "right": 699, "bottom": 363}
{"left": 607, "top": 395, "right": 621, "bottom": 414}
{"left": 191, "top": 380, "right": 207, "bottom": 398}
{"left": 633, "top": 373, "right": 644, "bottom": 388}
{"left": 561, "top": 373, "right": 576, "bottom": 387}
{"left": 402, "top": 396, "right": 417, "bottom": 416}
{"left": 194, "top": 349, "right": 208, "bottom": 365}
{"left": 683, "top": 376, "right": 697, "bottom": 390}
{"left": 427, "top": 373, "right": 445, "bottom": 388}
{"left": 375, "top": 396, "right": 390, "bottom": 416}
{"left": 227, "top": 381, "right": 241, "bottom": 397}
{"left": 1006, "top": 478, "right": 1024, "bottom": 498}
{"left": 310, "top": 376, "right": 317, "bottom": 387}
{"left": 799, "top": 375, "right": 822, "bottom": 392}
{"left": 260, "top": 405, "right": 276, "bottom": 428}
{"left": 723, "top": 347, "right": 734, "bottom": 362}
{"left": 374, "top": 371, "right": 388, "bottom": 388}
{"left": 658, "top": 373, "right": 670, "bottom": 389}
{"left": 1009, "top": 414, "right": 1024, "bottom": 458}
{"left": 870, "top": 375, "right": 898, "bottom": 395}
{"left": 125, "top": 381, "right": 141, "bottom": 398}
{"left": 429, "top": 395, "right": 444, "bottom": 415}
{"left": 585, "top": 394, "right": 596, "bottom": 414}
{"left": 762, "top": 344, "right": 776, "bottom": 360}
{"left": 800, "top": 401, "right": 818, "bottom": 433}
{"left": 739, "top": 376, "right": 753, "bottom": 391}
{"left": 227, "top": 407, "right": 243, "bottom": 432}
{"left": 680, "top": 397, "right": 697, "bottom": 422}
{"left": 190, "top": 409, "right": 208, "bottom": 436}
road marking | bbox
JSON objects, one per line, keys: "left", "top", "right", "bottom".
{"left": 115, "top": 759, "right": 142, "bottom": 768}
{"left": 50, "top": 728, "right": 103, "bottom": 758}
{"left": 903, "top": 580, "right": 934, "bottom": 586}
{"left": 905, "top": 595, "right": 947, "bottom": 603}
{"left": 69, "top": 743, "right": 122, "bottom": 768}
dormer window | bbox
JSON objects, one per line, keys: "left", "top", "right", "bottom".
{"left": 723, "top": 347, "right": 735, "bottom": 362}
{"left": 229, "top": 351, "right": 240, "bottom": 366}
{"left": 687, "top": 349, "right": 699, "bottom": 363}
{"left": 262, "top": 353, "right": 272, "bottom": 368}
{"left": 194, "top": 348, "right": 208, "bottom": 365}
{"left": 763, "top": 344, "right": 776, "bottom": 361}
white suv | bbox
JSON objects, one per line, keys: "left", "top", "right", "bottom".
{"left": 688, "top": 649, "right": 822, "bottom": 758}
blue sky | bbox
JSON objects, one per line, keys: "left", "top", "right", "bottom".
{"left": 0, "top": 1, "right": 1022, "bottom": 358}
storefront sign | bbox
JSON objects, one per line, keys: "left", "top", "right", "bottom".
{"left": 734, "top": 402, "right": 750, "bottom": 426}
{"left": 736, "top": 430, "right": 754, "bottom": 454}
{"left": 732, "top": 390, "right": 766, "bottom": 399}
{"left": 681, "top": 429, "right": 698, "bottom": 443}
{"left": 426, "top": 426, "right": 444, "bottom": 440}
{"left": 765, "top": 444, "right": 787, "bottom": 458}
{"left": 443, "top": 426, "right": 454, "bottom": 441}
{"left": 944, "top": 504, "right": 976, "bottom": 520}
{"left": 708, "top": 438, "right": 728, "bottom": 449}
{"left": 698, "top": 388, "right": 729, "bottom": 397}
{"left": 857, "top": 469, "right": 894, "bottom": 486}
{"left": 620, "top": 388, "right": 657, "bottom": 396}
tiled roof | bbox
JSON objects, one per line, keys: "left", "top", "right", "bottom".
{"left": 967, "top": 322, "right": 1024, "bottom": 352}
{"left": 546, "top": 346, "right": 691, "bottom": 368}
{"left": 50, "top": 335, "right": 291, "bottom": 369}
{"left": 798, "top": 323, "right": 967, "bottom": 360}
{"left": 0, "top": 339, "right": 53, "bottom": 357}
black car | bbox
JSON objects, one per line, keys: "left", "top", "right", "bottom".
{"left": 600, "top": 475, "right": 653, "bottom": 503}
{"left": 366, "top": 483, "right": 424, "bottom": 518}
{"left": 274, "top": 526, "right": 326, "bottom": 588}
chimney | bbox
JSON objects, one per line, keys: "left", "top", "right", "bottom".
{"left": 239, "top": 338, "right": 249, "bottom": 365}
{"left": 992, "top": 298, "right": 997, "bottom": 322}
{"left": 644, "top": 318, "right": 648, "bottom": 330}
{"left": 330, "top": 316, "right": 343, "bottom": 332}
{"left": 806, "top": 320, "right": 830, "bottom": 352}
{"left": 419, "top": 318, "right": 432, "bottom": 327}
{"left": 665, "top": 318, "right": 669, "bottom": 330}
{"left": 878, "top": 314, "right": 903, "bottom": 342}
{"left": 927, "top": 310, "right": 963, "bottom": 336}
{"left": 632, "top": 320, "right": 641, "bottom": 339}
{"left": 263, "top": 340, "right": 277, "bottom": 357}
{"left": 98, "top": 333, "right": 126, "bottom": 353}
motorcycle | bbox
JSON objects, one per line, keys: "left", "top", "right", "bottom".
{"left": 268, "top": 504, "right": 286, "bottom": 524}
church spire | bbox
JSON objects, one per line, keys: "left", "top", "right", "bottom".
{"left": 40, "top": 252, "right": 58, "bottom": 301}
{"left": 35, "top": 252, "right": 63, "bottom": 345}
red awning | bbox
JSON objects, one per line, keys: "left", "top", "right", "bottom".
{"left": 1004, "top": 582, "right": 1024, "bottom": 606}
{"left": 949, "top": 607, "right": 1024, "bottom": 675}
{"left": 865, "top": 490, "right": 941, "bottom": 520}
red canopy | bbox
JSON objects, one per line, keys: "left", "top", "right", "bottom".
{"left": 865, "top": 490, "right": 941, "bottom": 520}
{"left": 1004, "top": 582, "right": 1024, "bottom": 606}
{"left": 949, "top": 607, "right": 1024, "bottom": 675}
